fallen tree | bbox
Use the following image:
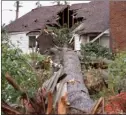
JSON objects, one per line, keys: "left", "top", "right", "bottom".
{"left": 34, "top": 47, "right": 95, "bottom": 114}
{"left": 62, "top": 48, "right": 94, "bottom": 113}
{"left": 2, "top": 25, "right": 126, "bottom": 114}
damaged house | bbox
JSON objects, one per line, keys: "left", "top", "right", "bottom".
{"left": 5, "top": 0, "right": 113, "bottom": 54}
{"left": 5, "top": 4, "right": 82, "bottom": 53}
{"left": 110, "top": 1, "right": 126, "bottom": 51}
{"left": 70, "top": 0, "right": 110, "bottom": 51}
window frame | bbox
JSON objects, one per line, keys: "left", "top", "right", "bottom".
{"left": 29, "top": 36, "right": 36, "bottom": 48}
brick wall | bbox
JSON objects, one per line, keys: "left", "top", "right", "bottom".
{"left": 110, "top": 1, "right": 126, "bottom": 51}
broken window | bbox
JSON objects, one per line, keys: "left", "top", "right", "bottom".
{"left": 29, "top": 36, "right": 36, "bottom": 48}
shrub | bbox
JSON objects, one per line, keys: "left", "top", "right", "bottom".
{"left": 1, "top": 28, "right": 45, "bottom": 103}
{"left": 108, "top": 51, "right": 126, "bottom": 93}
{"left": 81, "top": 42, "right": 113, "bottom": 60}
{"left": 81, "top": 43, "right": 113, "bottom": 69}
{"left": 47, "top": 25, "right": 71, "bottom": 47}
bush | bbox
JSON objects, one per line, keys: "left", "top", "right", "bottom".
{"left": 81, "top": 43, "right": 113, "bottom": 69}
{"left": 47, "top": 25, "right": 71, "bottom": 47}
{"left": 108, "top": 51, "right": 126, "bottom": 93}
{"left": 1, "top": 29, "right": 44, "bottom": 103}
{"left": 81, "top": 43, "right": 113, "bottom": 60}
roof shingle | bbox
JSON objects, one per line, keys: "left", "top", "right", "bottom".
{"left": 5, "top": 5, "right": 68, "bottom": 32}
{"left": 72, "top": 0, "right": 109, "bottom": 34}
{"left": 5, "top": 1, "right": 109, "bottom": 34}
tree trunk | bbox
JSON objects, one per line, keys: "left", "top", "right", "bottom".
{"left": 63, "top": 48, "right": 94, "bottom": 113}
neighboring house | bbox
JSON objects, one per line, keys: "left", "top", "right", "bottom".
{"left": 110, "top": 1, "right": 126, "bottom": 51}
{"left": 70, "top": 0, "right": 110, "bottom": 51}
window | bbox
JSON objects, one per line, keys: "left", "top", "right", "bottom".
{"left": 89, "top": 35, "right": 100, "bottom": 44}
{"left": 89, "top": 36, "right": 96, "bottom": 41}
{"left": 29, "top": 36, "right": 36, "bottom": 48}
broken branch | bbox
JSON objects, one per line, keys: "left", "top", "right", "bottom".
{"left": 5, "top": 72, "right": 22, "bottom": 92}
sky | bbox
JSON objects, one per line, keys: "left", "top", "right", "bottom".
{"left": 2, "top": 1, "right": 90, "bottom": 25}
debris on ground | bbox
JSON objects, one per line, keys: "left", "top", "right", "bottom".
{"left": 105, "top": 92, "right": 126, "bottom": 114}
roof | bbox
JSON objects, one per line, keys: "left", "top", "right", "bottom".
{"left": 72, "top": 0, "right": 109, "bottom": 34}
{"left": 5, "top": 5, "right": 68, "bottom": 33}
{"left": 6, "top": 1, "right": 109, "bottom": 34}
{"left": 70, "top": 3, "right": 88, "bottom": 11}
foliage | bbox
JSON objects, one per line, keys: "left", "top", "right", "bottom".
{"left": 47, "top": 25, "right": 72, "bottom": 47}
{"left": 1, "top": 28, "right": 45, "bottom": 103}
{"left": 81, "top": 43, "right": 113, "bottom": 60}
{"left": 23, "top": 52, "right": 46, "bottom": 66}
{"left": 108, "top": 51, "right": 126, "bottom": 93}
{"left": 90, "top": 51, "right": 126, "bottom": 100}
{"left": 81, "top": 43, "right": 113, "bottom": 68}
{"left": 90, "top": 88, "right": 112, "bottom": 100}
{"left": 84, "top": 69, "right": 108, "bottom": 95}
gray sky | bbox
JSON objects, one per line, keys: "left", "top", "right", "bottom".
{"left": 2, "top": 1, "right": 90, "bottom": 25}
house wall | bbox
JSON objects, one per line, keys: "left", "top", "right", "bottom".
{"left": 79, "top": 34, "right": 110, "bottom": 48}
{"left": 9, "top": 32, "right": 30, "bottom": 53}
{"left": 80, "top": 35, "right": 88, "bottom": 45}
{"left": 99, "top": 35, "right": 110, "bottom": 48}
{"left": 110, "top": 1, "right": 126, "bottom": 51}
{"left": 74, "top": 32, "right": 110, "bottom": 51}
{"left": 74, "top": 34, "right": 81, "bottom": 51}
{"left": 73, "top": 32, "right": 110, "bottom": 51}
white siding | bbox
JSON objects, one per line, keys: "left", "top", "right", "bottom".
{"left": 9, "top": 32, "right": 29, "bottom": 53}
{"left": 74, "top": 34, "right": 81, "bottom": 51}
{"left": 100, "top": 35, "right": 110, "bottom": 48}
{"left": 80, "top": 35, "right": 88, "bottom": 45}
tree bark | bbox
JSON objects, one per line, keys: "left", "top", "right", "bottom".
{"left": 63, "top": 48, "right": 94, "bottom": 113}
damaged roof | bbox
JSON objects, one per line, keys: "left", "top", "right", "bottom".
{"left": 70, "top": 2, "right": 88, "bottom": 11}
{"left": 72, "top": 0, "right": 109, "bottom": 34}
{"left": 5, "top": 5, "right": 68, "bottom": 33}
{"left": 6, "top": 1, "right": 109, "bottom": 34}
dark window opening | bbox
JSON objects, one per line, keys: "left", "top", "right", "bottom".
{"left": 29, "top": 36, "right": 36, "bottom": 48}
{"left": 89, "top": 35, "right": 99, "bottom": 44}
{"left": 89, "top": 36, "right": 96, "bottom": 41}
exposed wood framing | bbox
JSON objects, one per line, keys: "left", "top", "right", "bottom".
{"left": 69, "top": 35, "right": 74, "bottom": 44}
{"left": 56, "top": 17, "right": 60, "bottom": 21}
